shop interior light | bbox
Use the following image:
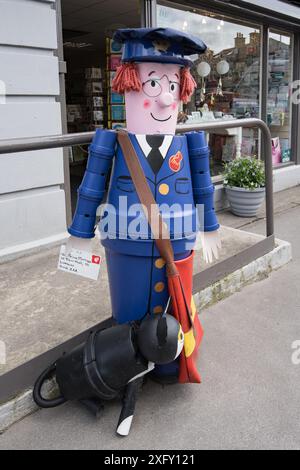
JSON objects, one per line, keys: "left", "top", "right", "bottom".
{"left": 64, "top": 41, "right": 93, "bottom": 49}
{"left": 220, "top": 20, "right": 225, "bottom": 26}
{"left": 202, "top": 17, "right": 207, "bottom": 24}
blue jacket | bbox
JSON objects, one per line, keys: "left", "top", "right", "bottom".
{"left": 68, "top": 129, "right": 219, "bottom": 255}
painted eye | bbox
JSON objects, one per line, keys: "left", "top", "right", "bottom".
{"left": 142, "top": 79, "right": 162, "bottom": 97}
{"left": 169, "top": 82, "right": 180, "bottom": 97}
{"left": 178, "top": 328, "right": 184, "bottom": 342}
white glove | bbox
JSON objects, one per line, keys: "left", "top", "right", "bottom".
{"left": 200, "top": 230, "right": 222, "bottom": 264}
{"left": 65, "top": 235, "right": 93, "bottom": 255}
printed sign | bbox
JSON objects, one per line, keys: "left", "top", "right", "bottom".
{"left": 58, "top": 245, "right": 101, "bottom": 281}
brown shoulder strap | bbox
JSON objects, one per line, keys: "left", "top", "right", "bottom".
{"left": 117, "top": 130, "right": 177, "bottom": 274}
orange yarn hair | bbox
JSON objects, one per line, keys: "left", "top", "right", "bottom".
{"left": 180, "top": 67, "right": 197, "bottom": 104}
{"left": 112, "top": 63, "right": 142, "bottom": 94}
{"left": 112, "top": 62, "right": 196, "bottom": 103}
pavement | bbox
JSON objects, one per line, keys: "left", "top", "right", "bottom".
{"left": 0, "top": 186, "right": 300, "bottom": 450}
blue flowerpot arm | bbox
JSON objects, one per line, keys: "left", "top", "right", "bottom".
{"left": 186, "top": 131, "right": 220, "bottom": 233}
{"left": 68, "top": 130, "right": 117, "bottom": 239}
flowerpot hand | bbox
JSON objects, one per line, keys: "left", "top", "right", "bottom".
{"left": 200, "top": 230, "right": 222, "bottom": 264}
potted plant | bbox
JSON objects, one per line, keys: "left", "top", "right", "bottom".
{"left": 223, "top": 157, "right": 266, "bottom": 217}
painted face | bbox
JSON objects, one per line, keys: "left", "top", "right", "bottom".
{"left": 125, "top": 62, "right": 181, "bottom": 135}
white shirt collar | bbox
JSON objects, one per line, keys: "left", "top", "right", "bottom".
{"left": 136, "top": 135, "right": 173, "bottom": 159}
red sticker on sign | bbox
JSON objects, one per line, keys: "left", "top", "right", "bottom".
{"left": 92, "top": 255, "right": 101, "bottom": 265}
{"left": 169, "top": 151, "right": 183, "bottom": 172}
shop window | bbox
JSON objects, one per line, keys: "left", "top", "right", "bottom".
{"left": 268, "top": 31, "right": 293, "bottom": 166}
{"left": 157, "top": 3, "right": 261, "bottom": 176}
{"left": 62, "top": 0, "right": 140, "bottom": 213}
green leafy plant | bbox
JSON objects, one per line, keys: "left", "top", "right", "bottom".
{"left": 223, "top": 157, "right": 265, "bottom": 190}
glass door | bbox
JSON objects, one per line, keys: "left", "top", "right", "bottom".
{"left": 268, "top": 30, "right": 294, "bottom": 166}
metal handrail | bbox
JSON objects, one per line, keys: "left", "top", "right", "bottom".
{"left": 0, "top": 118, "right": 274, "bottom": 237}
{"left": 0, "top": 118, "right": 275, "bottom": 403}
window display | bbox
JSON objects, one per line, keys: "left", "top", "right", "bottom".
{"left": 157, "top": 3, "right": 262, "bottom": 176}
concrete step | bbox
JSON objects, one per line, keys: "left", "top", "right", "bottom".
{"left": 0, "top": 230, "right": 292, "bottom": 434}
{"left": 0, "top": 225, "right": 289, "bottom": 378}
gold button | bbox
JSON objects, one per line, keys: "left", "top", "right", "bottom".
{"left": 153, "top": 306, "right": 163, "bottom": 314}
{"left": 154, "top": 282, "right": 165, "bottom": 293}
{"left": 159, "top": 184, "right": 169, "bottom": 195}
{"left": 155, "top": 258, "right": 166, "bottom": 269}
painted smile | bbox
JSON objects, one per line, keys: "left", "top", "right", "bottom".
{"left": 150, "top": 113, "right": 172, "bottom": 122}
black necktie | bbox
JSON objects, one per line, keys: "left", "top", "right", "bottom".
{"left": 146, "top": 135, "right": 165, "bottom": 174}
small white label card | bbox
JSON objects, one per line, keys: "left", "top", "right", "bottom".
{"left": 58, "top": 245, "right": 101, "bottom": 281}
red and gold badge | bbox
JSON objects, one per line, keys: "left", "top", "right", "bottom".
{"left": 169, "top": 151, "right": 183, "bottom": 172}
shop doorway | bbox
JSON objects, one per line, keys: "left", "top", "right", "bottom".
{"left": 61, "top": 0, "right": 141, "bottom": 213}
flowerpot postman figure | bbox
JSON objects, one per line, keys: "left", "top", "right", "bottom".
{"left": 67, "top": 27, "right": 220, "bottom": 403}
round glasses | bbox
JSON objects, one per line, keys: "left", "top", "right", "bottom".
{"left": 142, "top": 75, "right": 180, "bottom": 98}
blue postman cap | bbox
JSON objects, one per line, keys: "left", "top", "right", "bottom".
{"left": 113, "top": 28, "right": 207, "bottom": 67}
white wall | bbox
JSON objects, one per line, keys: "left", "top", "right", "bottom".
{"left": 0, "top": 0, "right": 67, "bottom": 257}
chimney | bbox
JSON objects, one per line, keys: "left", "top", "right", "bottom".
{"left": 235, "top": 32, "right": 246, "bottom": 48}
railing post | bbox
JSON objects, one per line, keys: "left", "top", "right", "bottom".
{"left": 257, "top": 120, "right": 274, "bottom": 238}
{"left": 176, "top": 118, "right": 274, "bottom": 239}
